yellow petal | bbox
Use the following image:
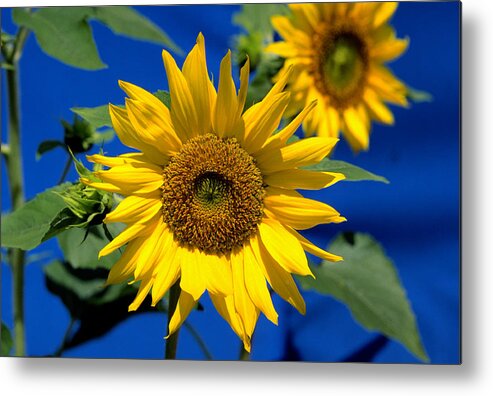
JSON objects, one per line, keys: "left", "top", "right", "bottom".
{"left": 118, "top": 80, "right": 170, "bottom": 116}
{"left": 166, "top": 289, "right": 196, "bottom": 338}
{"left": 256, "top": 137, "right": 338, "bottom": 175}
{"left": 128, "top": 275, "right": 153, "bottom": 312}
{"left": 230, "top": 249, "right": 259, "bottom": 338}
{"left": 87, "top": 153, "right": 152, "bottom": 169}
{"left": 213, "top": 51, "right": 239, "bottom": 138}
{"left": 265, "top": 41, "right": 300, "bottom": 58}
{"left": 326, "top": 106, "right": 341, "bottom": 138}
{"left": 250, "top": 234, "right": 306, "bottom": 315}
{"left": 182, "top": 33, "right": 213, "bottom": 135}
{"left": 264, "top": 169, "right": 344, "bottom": 190}
{"left": 350, "top": 2, "right": 379, "bottom": 24}
{"left": 99, "top": 218, "right": 158, "bottom": 258}
{"left": 243, "top": 92, "right": 290, "bottom": 154}
{"left": 80, "top": 178, "right": 125, "bottom": 195}
{"left": 264, "top": 64, "right": 293, "bottom": 101}
{"left": 271, "top": 15, "right": 311, "bottom": 49}
{"left": 258, "top": 218, "right": 312, "bottom": 277}
{"left": 236, "top": 58, "right": 250, "bottom": 120}
{"left": 289, "top": 3, "right": 320, "bottom": 33}
{"left": 335, "top": 2, "right": 350, "bottom": 19}
{"left": 151, "top": 235, "right": 181, "bottom": 306}
{"left": 179, "top": 247, "right": 206, "bottom": 301}
{"left": 363, "top": 89, "right": 395, "bottom": 125}
{"left": 106, "top": 237, "right": 149, "bottom": 285}
{"left": 210, "top": 293, "right": 251, "bottom": 352}
{"left": 373, "top": 2, "right": 398, "bottom": 29}
{"left": 94, "top": 163, "right": 163, "bottom": 196}
{"left": 125, "top": 98, "right": 182, "bottom": 156}
{"left": 86, "top": 154, "right": 127, "bottom": 168}
{"left": 285, "top": 226, "right": 343, "bottom": 263}
{"left": 133, "top": 221, "right": 170, "bottom": 279}
{"left": 201, "top": 252, "right": 233, "bottom": 296}
{"left": 162, "top": 49, "right": 199, "bottom": 141}
{"left": 371, "top": 37, "right": 409, "bottom": 62}
{"left": 109, "top": 104, "right": 166, "bottom": 165}
{"left": 357, "top": 103, "right": 371, "bottom": 132}
{"left": 104, "top": 195, "right": 161, "bottom": 225}
{"left": 343, "top": 107, "right": 370, "bottom": 152}
{"left": 243, "top": 241, "right": 278, "bottom": 325}
{"left": 264, "top": 188, "right": 345, "bottom": 230}
{"left": 259, "top": 100, "right": 317, "bottom": 154}
{"left": 368, "top": 65, "right": 409, "bottom": 107}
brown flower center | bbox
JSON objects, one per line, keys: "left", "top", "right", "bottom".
{"left": 312, "top": 25, "right": 369, "bottom": 109}
{"left": 161, "top": 134, "right": 265, "bottom": 255}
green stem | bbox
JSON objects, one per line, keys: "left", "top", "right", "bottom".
{"left": 164, "top": 281, "right": 181, "bottom": 360}
{"left": 2, "top": 26, "right": 30, "bottom": 357}
{"left": 239, "top": 344, "right": 251, "bottom": 361}
{"left": 58, "top": 154, "right": 73, "bottom": 184}
{"left": 183, "top": 321, "right": 213, "bottom": 360}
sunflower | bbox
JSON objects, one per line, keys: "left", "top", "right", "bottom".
{"left": 266, "top": 2, "right": 409, "bottom": 152}
{"left": 82, "top": 33, "right": 346, "bottom": 352}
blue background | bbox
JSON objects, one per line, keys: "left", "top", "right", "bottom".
{"left": 1, "top": 2, "right": 460, "bottom": 363}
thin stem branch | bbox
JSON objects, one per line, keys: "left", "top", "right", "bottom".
{"left": 183, "top": 321, "right": 213, "bottom": 360}
{"left": 58, "top": 154, "right": 73, "bottom": 184}
{"left": 164, "top": 281, "right": 181, "bottom": 360}
{"left": 53, "top": 318, "right": 75, "bottom": 357}
{"left": 3, "top": 24, "right": 30, "bottom": 357}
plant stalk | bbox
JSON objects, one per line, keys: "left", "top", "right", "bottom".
{"left": 239, "top": 345, "right": 251, "bottom": 361}
{"left": 164, "top": 281, "right": 181, "bottom": 360}
{"left": 3, "top": 26, "right": 29, "bottom": 357}
{"left": 58, "top": 154, "right": 73, "bottom": 184}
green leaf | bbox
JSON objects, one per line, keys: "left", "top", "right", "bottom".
{"left": 299, "top": 233, "right": 428, "bottom": 362}
{"left": 305, "top": 159, "right": 389, "bottom": 184}
{"left": 36, "top": 140, "right": 66, "bottom": 160}
{"left": 154, "top": 90, "right": 171, "bottom": 108}
{"left": 12, "top": 7, "right": 179, "bottom": 71}
{"left": 90, "top": 6, "right": 180, "bottom": 54}
{"left": 233, "top": 4, "right": 288, "bottom": 72}
{"left": 57, "top": 223, "right": 124, "bottom": 270}
{"left": 72, "top": 90, "right": 169, "bottom": 131}
{"left": 44, "top": 260, "right": 107, "bottom": 300}
{"left": 1, "top": 322, "right": 13, "bottom": 356}
{"left": 233, "top": 4, "right": 288, "bottom": 37}
{"left": 406, "top": 86, "right": 433, "bottom": 103}
{"left": 71, "top": 105, "right": 112, "bottom": 130}
{"left": 1, "top": 184, "right": 72, "bottom": 250}
{"left": 44, "top": 260, "right": 162, "bottom": 351}
{"left": 13, "top": 7, "right": 107, "bottom": 70}
{"left": 92, "top": 129, "right": 115, "bottom": 145}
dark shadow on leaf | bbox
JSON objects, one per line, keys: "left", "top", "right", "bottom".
{"left": 44, "top": 260, "right": 163, "bottom": 352}
{"left": 341, "top": 335, "right": 389, "bottom": 362}
{"left": 281, "top": 330, "right": 302, "bottom": 362}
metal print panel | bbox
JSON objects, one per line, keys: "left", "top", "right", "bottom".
{"left": 1, "top": 2, "right": 460, "bottom": 363}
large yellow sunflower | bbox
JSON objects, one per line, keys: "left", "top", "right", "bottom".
{"left": 82, "top": 34, "right": 346, "bottom": 352}
{"left": 266, "top": 2, "right": 409, "bottom": 152}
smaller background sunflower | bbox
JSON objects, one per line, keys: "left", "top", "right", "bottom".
{"left": 267, "top": 2, "right": 410, "bottom": 152}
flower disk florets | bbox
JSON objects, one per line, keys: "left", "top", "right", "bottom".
{"left": 161, "top": 133, "right": 265, "bottom": 255}
{"left": 313, "top": 24, "right": 369, "bottom": 109}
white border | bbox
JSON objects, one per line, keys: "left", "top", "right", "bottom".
{"left": 2, "top": 0, "right": 493, "bottom": 395}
